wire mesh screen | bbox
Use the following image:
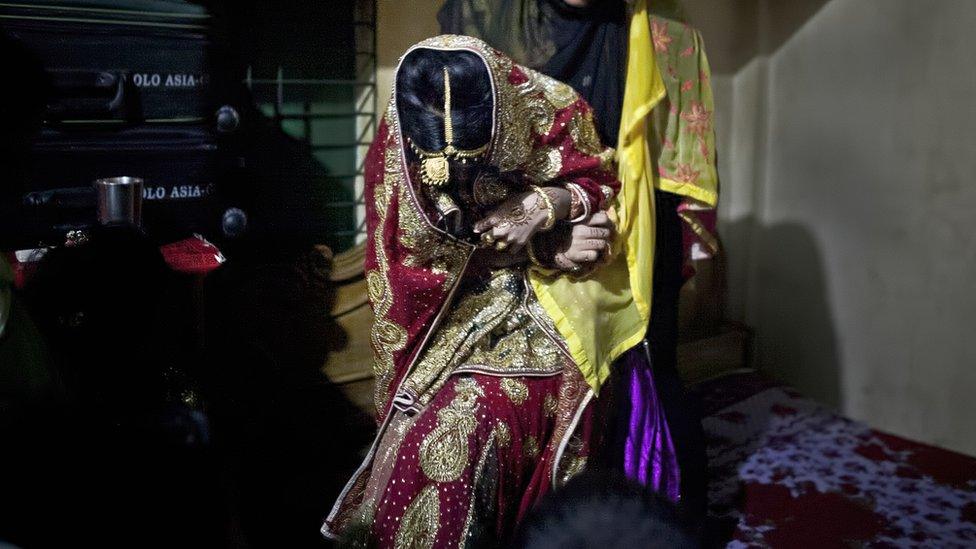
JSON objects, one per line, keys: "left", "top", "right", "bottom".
{"left": 244, "top": 0, "right": 375, "bottom": 252}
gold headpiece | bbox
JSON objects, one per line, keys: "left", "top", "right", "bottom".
{"left": 409, "top": 66, "right": 489, "bottom": 188}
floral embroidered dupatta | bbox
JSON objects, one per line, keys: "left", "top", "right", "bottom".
{"left": 364, "top": 34, "right": 622, "bottom": 420}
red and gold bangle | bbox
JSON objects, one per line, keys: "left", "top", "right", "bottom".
{"left": 564, "top": 182, "right": 590, "bottom": 222}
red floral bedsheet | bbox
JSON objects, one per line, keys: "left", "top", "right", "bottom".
{"left": 696, "top": 372, "right": 976, "bottom": 547}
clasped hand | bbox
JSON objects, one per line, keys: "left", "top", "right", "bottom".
{"left": 473, "top": 189, "right": 553, "bottom": 255}
{"left": 475, "top": 186, "right": 614, "bottom": 273}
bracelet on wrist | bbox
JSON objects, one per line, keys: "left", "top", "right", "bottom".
{"left": 564, "top": 182, "right": 591, "bottom": 223}
{"left": 599, "top": 184, "right": 615, "bottom": 208}
{"left": 530, "top": 185, "right": 556, "bottom": 231}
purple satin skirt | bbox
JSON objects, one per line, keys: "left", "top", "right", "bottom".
{"left": 613, "top": 342, "right": 681, "bottom": 501}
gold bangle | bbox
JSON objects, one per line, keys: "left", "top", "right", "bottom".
{"left": 530, "top": 185, "right": 556, "bottom": 231}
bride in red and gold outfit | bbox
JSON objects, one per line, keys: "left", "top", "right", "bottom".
{"left": 323, "top": 35, "right": 640, "bottom": 547}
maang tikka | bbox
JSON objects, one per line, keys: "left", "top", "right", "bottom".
{"left": 409, "top": 66, "right": 489, "bottom": 188}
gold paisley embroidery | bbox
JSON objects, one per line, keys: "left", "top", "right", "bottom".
{"left": 374, "top": 89, "right": 471, "bottom": 412}
{"left": 590, "top": 149, "right": 615, "bottom": 172}
{"left": 494, "top": 78, "right": 535, "bottom": 173}
{"left": 495, "top": 69, "right": 557, "bottom": 172}
{"left": 383, "top": 34, "right": 575, "bottom": 407}
{"left": 395, "top": 484, "right": 440, "bottom": 549}
{"left": 543, "top": 83, "right": 577, "bottom": 110}
{"left": 569, "top": 109, "right": 605, "bottom": 157}
{"left": 472, "top": 174, "right": 511, "bottom": 208}
{"left": 416, "top": 34, "right": 500, "bottom": 52}
{"left": 544, "top": 394, "right": 558, "bottom": 418}
{"left": 557, "top": 435, "right": 588, "bottom": 485}
{"left": 495, "top": 422, "right": 512, "bottom": 448}
{"left": 516, "top": 79, "right": 557, "bottom": 136}
{"left": 403, "top": 270, "right": 524, "bottom": 406}
{"left": 419, "top": 378, "right": 484, "bottom": 482}
{"left": 547, "top": 368, "right": 590, "bottom": 484}
{"left": 523, "top": 435, "right": 540, "bottom": 459}
{"left": 459, "top": 424, "right": 506, "bottom": 547}
{"left": 526, "top": 67, "right": 578, "bottom": 109}
{"left": 525, "top": 147, "right": 563, "bottom": 182}
{"left": 399, "top": 184, "right": 459, "bottom": 278}
{"left": 370, "top": 143, "right": 409, "bottom": 412}
{"left": 356, "top": 414, "right": 414, "bottom": 528}
{"left": 461, "top": 278, "right": 565, "bottom": 377}
{"left": 500, "top": 378, "right": 529, "bottom": 405}
{"left": 561, "top": 456, "right": 588, "bottom": 485}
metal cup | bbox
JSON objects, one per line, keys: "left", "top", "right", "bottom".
{"left": 94, "top": 176, "right": 143, "bottom": 226}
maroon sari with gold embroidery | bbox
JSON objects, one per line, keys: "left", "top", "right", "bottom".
{"left": 323, "top": 35, "right": 620, "bottom": 547}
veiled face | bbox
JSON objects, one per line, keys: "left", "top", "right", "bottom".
{"left": 390, "top": 35, "right": 595, "bottom": 238}
{"left": 396, "top": 45, "right": 522, "bottom": 237}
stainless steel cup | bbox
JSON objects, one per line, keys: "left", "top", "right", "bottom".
{"left": 94, "top": 176, "right": 143, "bottom": 226}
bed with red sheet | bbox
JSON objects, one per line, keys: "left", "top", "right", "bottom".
{"left": 696, "top": 372, "right": 976, "bottom": 547}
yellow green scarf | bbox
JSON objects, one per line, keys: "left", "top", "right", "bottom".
{"left": 529, "top": 0, "right": 664, "bottom": 392}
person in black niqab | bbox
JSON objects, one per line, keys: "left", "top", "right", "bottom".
{"left": 439, "top": 0, "right": 710, "bottom": 529}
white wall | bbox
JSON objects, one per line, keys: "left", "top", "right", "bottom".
{"left": 707, "top": 0, "right": 976, "bottom": 455}
{"left": 368, "top": 0, "right": 976, "bottom": 455}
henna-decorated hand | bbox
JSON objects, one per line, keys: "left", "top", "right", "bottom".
{"left": 533, "top": 210, "right": 615, "bottom": 276}
{"left": 474, "top": 187, "right": 570, "bottom": 255}
{"left": 560, "top": 211, "right": 614, "bottom": 265}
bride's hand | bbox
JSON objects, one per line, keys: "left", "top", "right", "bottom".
{"left": 474, "top": 187, "right": 570, "bottom": 255}
{"left": 542, "top": 210, "right": 615, "bottom": 274}
{"left": 558, "top": 210, "right": 614, "bottom": 265}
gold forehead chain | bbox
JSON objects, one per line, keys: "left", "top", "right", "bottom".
{"left": 409, "top": 66, "right": 489, "bottom": 188}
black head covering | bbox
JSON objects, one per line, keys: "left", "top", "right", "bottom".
{"left": 539, "top": 0, "right": 627, "bottom": 146}
{"left": 439, "top": 0, "right": 686, "bottom": 147}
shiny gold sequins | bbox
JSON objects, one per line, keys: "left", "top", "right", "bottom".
{"left": 500, "top": 378, "right": 529, "bottom": 405}
{"left": 569, "top": 109, "right": 604, "bottom": 157}
{"left": 369, "top": 146, "right": 409, "bottom": 412}
{"left": 557, "top": 435, "right": 588, "bottom": 485}
{"left": 399, "top": 181, "right": 467, "bottom": 278}
{"left": 495, "top": 422, "right": 512, "bottom": 448}
{"left": 560, "top": 456, "right": 587, "bottom": 485}
{"left": 530, "top": 68, "right": 578, "bottom": 109}
{"left": 525, "top": 147, "right": 563, "bottom": 182}
{"left": 544, "top": 394, "right": 558, "bottom": 418}
{"left": 419, "top": 378, "right": 484, "bottom": 482}
{"left": 401, "top": 271, "right": 522, "bottom": 407}
{"left": 472, "top": 173, "right": 511, "bottom": 208}
{"left": 395, "top": 484, "right": 440, "bottom": 549}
